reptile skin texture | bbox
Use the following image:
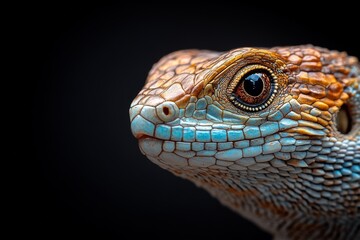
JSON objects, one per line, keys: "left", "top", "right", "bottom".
{"left": 129, "top": 46, "right": 360, "bottom": 240}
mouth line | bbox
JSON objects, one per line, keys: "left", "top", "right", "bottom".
{"left": 137, "top": 134, "right": 157, "bottom": 141}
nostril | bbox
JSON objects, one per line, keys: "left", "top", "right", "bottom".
{"left": 162, "top": 106, "right": 170, "bottom": 115}
{"left": 156, "top": 101, "right": 179, "bottom": 122}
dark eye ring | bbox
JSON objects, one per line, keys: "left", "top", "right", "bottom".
{"left": 227, "top": 65, "right": 278, "bottom": 112}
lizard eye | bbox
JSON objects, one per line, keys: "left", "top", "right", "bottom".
{"left": 228, "top": 65, "right": 278, "bottom": 112}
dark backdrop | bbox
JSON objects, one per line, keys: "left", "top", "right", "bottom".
{"left": 22, "top": 3, "right": 359, "bottom": 239}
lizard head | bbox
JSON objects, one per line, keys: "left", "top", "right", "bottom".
{"left": 129, "top": 46, "right": 360, "bottom": 234}
{"left": 130, "top": 46, "right": 359, "bottom": 176}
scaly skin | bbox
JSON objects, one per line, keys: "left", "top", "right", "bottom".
{"left": 129, "top": 46, "right": 360, "bottom": 239}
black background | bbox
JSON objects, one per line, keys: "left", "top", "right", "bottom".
{"left": 20, "top": 2, "right": 359, "bottom": 239}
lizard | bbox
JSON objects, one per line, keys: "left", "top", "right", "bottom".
{"left": 129, "top": 45, "right": 360, "bottom": 240}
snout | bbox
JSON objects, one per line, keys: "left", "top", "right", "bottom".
{"left": 129, "top": 100, "right": 179, "bottom": 139}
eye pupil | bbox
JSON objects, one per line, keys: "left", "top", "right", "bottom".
{"left": 243, "top": 73, "right": 264, "bottom": 97}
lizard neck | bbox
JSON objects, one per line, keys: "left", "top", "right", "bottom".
{"left": 170, "top": 167, "right": 360, "bottom": 240}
